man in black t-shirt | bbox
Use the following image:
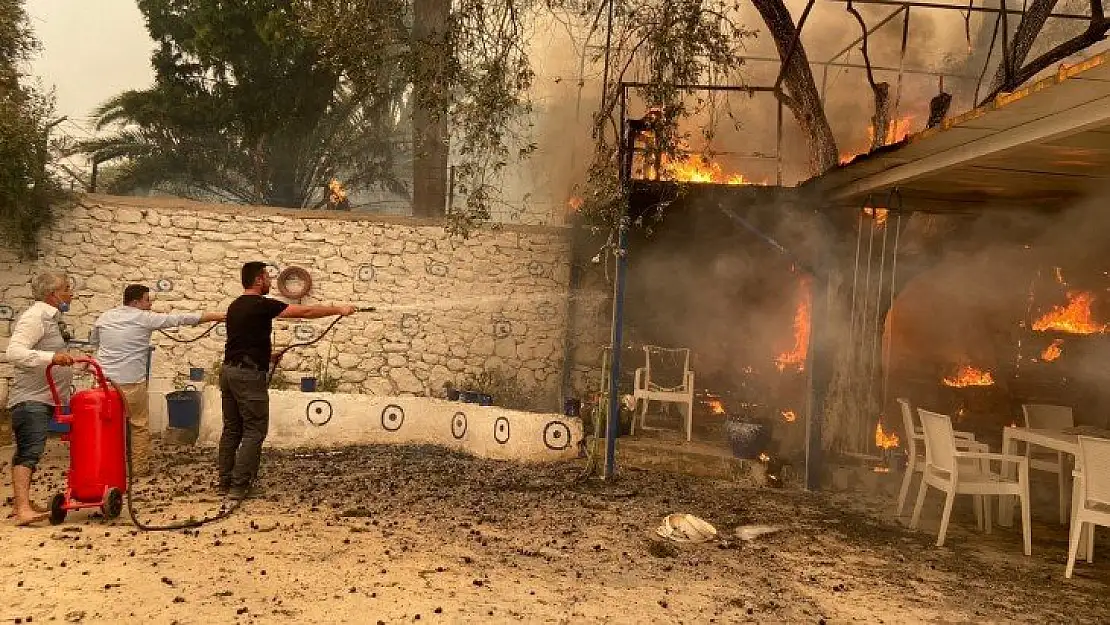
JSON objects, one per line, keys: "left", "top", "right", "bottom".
{"left": 219, "top": 261, "right": 355, "bottom": 500}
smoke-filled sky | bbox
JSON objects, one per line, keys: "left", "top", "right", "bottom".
{"left": 22, "top": 0, "right": 1109, "bottom": 220}
{"left": 25, "top": 1, "right": 155, "bottom": 127}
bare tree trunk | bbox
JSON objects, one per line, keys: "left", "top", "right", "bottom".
{"left": 989, "top": 0, "right": 1060, "bottom": 94}
{"left": 752, "top": 0, "right": 840, "bottom": 174}
{"left": 411, "top": 0, "right": 450, "bottom": 218}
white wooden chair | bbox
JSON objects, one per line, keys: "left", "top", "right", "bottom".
{"left": 1022, "top": 404, "right": 1074, "bottom": 524}
{"left": 894, "top": 398, "right": 981, "bottom": 516}
{"left": 912, "top": 409, "right": 1032, "bottom": 555}
{"left": 1066, "top": 436, "right": 1110, "bottom": 578}
{"left": 632, "top": 346, "right": 695, "bottom": 441}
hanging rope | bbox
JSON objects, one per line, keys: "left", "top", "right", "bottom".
{"left": 847, "top": 200, "right": 867, "bottom": 360}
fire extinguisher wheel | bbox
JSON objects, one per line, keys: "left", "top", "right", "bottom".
{"left": 102, "top": 488, "right": 123, "bottom": 520}
{"left": 49, "top": 493, "right": 67, "bottom": 526}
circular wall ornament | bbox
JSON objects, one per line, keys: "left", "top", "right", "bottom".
{"left": 293, "top": 325, "right": 316, "bottom": 341}
{"left": 451, "top": 412, "right": 467, "bottom": 440}
{"left": 277, "top": 266, "right": 313, "bottom": 300}
{"left": 493, "top": 417, "right": 511, "bottom": 444}
{"left": 543, "top": 421, "right": 572, "bottom": 450}
{"left": 0, "top": 305, "right": 13, "bottom": 321}
{"left": 155, "top": 278, "right": 174, "bottom": 293}
{"left": 306, "top": 399, "right": 333, "bottom": 426}
{"left": 381, "top": 404, "right": 405, "bottom": 432}
{"left": 357, "top": 264, "right": 375, "bottom": 282}
{"left": 214, "top": 324, "right": 227, "bottom": 338}
{"left": 425, "top": 260, "right": 448, "bottom": 277}
{"left": 492, "top": 319, "right": 512, "bottom": 339}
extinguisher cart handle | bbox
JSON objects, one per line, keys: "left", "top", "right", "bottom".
{"left": 46, "top": 357, "right": 112, "bottom": 423}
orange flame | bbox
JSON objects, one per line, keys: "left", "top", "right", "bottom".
{"left": 781, "top": 410, "right": 797, "bottom": 423}
{"left": 875, "top": 421, "right": 900, "bottom": 450}
{"left": 1041, "top": 338, "right": 1064, "bottom": 362}
{"left": 629, "top": 124, "right": 764, "bottom": 185}
{"left": 775, "top": 277, "right": 812, "bottom": 373}
{"left": 659, "top": 154, "right": 764, "bottom": 186}
{"left": 1033, "top": 291, "right": 1107, "bottom": 334}
{"left": 326, "top": 178, "right": 350, "bottom": 209}
{"left": 863, "top": 206, "right": 889, "bottom": 225}
{"left": 868, "top": 116, "right": 913, "bottom": 146}
{"left": 705, "top": 397, "right": 726, "bottom": 415}
{"left": 566, "top": 196, "right": 584, "bottom": 213}
{"left": 942, "top": 364, "right": 995, "bottom": 387}
{"left": 838, "top": 116, "right": 914, "bottom": 165}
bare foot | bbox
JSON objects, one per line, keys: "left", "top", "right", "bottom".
{"left": 14, "top": 510, "right": 47, "bottom": 526}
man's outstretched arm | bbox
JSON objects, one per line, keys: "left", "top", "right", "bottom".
{"left": 278, "top": 305, "right": 355, "bottom": 320}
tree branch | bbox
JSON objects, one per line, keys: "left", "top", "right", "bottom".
{"left": 979, "top": 4, "right": 1110, "bottom": 105}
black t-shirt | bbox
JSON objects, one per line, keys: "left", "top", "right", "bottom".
{"left": 223, "top": 295, "right": 288, "bottom": 370}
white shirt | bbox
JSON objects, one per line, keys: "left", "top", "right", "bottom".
{"left": 92, "top": 306, "right": 203, "bottom": 384}
{"left": 5, "top": 301, "right": 72, "bottom": 408}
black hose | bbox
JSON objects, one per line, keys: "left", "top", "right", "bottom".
{"left": 266, "top": 308, "right": 375, "bottom": 384}
{"left": 110, "top": 379, "right": 240, "bottom": 531}
{"left": 156, "top": 322, "right": 221, "bottom": 343}
{"left": 119, "top": 307, "right": 376, "bottom": 529}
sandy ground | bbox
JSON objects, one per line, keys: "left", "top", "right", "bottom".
{"left": 1, "top": 438, "right": 1108, "bottom": 624}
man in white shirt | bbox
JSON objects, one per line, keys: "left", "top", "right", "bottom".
{"left": 5, "top": 272, "right": 78, "bottom": 526}
{"left": 92, "top": 284, "right": 224, "bottom": 476}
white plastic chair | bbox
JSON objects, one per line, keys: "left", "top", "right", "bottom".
{"left": 912, "top": 409, "right": 1032, "bottom": 555}
{"left": 1066, "top": 436, "right": 1110, "bottom": 578}
{"left": 1022, "top": 404, "right": 1074, "bottom": 525}
{"left": 894, "top": 398, "right": 980, "bottom": 516}
{"left": 632, "top": 346, "right": 695, "bottom": 441}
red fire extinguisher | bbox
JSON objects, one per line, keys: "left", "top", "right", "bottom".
{"left": 46, "top": 357, "right": 127, "bottom": 525}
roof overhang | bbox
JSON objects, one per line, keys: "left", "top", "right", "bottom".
{"left": 807, "top": 52, "right": 1110, "bottom": 213}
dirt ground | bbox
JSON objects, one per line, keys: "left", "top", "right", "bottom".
{"left": 1, "top": 438, "right": 1107, "bottom": 624}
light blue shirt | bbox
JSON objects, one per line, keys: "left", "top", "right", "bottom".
{"left": 92, "top": 306, "right": 203, "bottom": 384}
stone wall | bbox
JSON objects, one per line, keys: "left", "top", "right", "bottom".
{"left": 0, "top": 195, "right": 604, "bottom": 410}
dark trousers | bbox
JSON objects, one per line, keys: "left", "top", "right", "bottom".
{"left": 218, "top": 365, "right": 269, "bottom": 489}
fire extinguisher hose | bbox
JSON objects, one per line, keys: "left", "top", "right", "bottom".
{"left": 155, "top": 322, "right": 221, "bottom": 343}
{"left": 110, "top": 379, "right": 241, "bottom": 531}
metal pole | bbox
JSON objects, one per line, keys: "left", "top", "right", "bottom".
{"left": 604, "top": 87, "right": 633, "bottom": 481}
{"left": 820, "top": 64, "right": 830, "bottom": 104}
{"left": 774, "top": 0, "right": 818, "bottom": 92}
{"left": 604, "top": 215, "right": 629, "bottom": 480}
{"left": 823, "top": 0, "right": 1090, "bottom": 20}
{"left": 826, "top": 7, "right": 907, "bottom": 64}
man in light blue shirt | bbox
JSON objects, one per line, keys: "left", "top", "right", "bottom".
{"left": 92, "top": 284, "right": 224, "bottom": 475}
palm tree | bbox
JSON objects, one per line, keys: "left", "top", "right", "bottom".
{"left": 76, "top": 0, "right": 411, "bottom": 209}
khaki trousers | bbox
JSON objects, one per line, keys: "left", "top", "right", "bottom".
{"left": 118, "top": 381, "right": 150, "bottom": 476}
